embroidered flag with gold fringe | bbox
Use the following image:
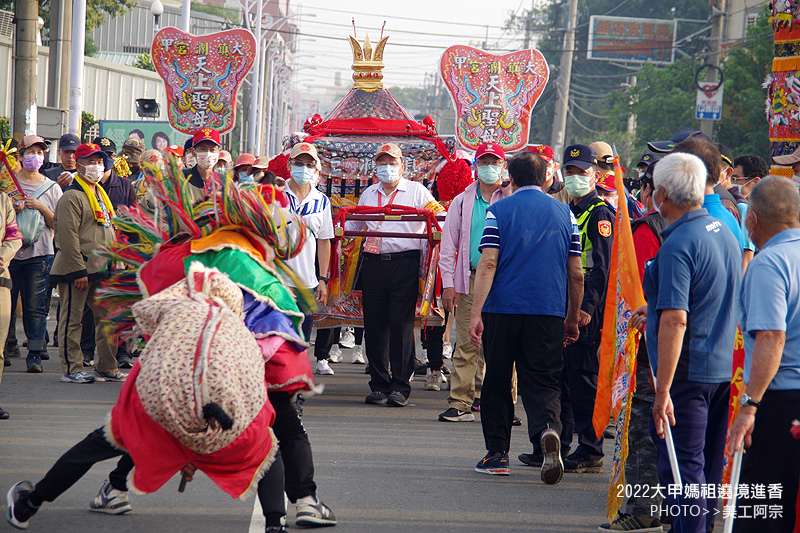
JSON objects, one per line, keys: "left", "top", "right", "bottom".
{"left": 592, "top": 155, "right": 647, "bottom": 521}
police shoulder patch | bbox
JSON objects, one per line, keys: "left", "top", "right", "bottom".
{"left": 598, "top": 220, "right": 612, "bottom": 237}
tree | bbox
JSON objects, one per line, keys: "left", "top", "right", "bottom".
{"left": 133, "top": 53, "right": 156, "bottom": 72}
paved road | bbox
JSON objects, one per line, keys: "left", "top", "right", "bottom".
{"left": 1, "top": 321, "right": 618, "bottom": 533}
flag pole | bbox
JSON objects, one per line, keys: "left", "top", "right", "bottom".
{"left": 722, "top": 444, "right": 744, "bottom": 533}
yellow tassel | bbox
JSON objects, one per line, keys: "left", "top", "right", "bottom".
{"left": 113, "top": 156, "right": 132, "bottom": 177}
{"left": 423, "top": 200, "right": 445, "bottom": 215}
{"left": 770, "top": 166, "right": 795, "bottom": 177}
{"left": 772, "top": 56, "right": 800, "bottom": 72}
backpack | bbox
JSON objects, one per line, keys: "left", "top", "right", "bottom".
{"left": 17, "top": 180, "right": 56, "bottom": 247}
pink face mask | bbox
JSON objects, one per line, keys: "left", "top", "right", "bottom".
{"left": 23, "top": 154, "right": 44, "bottom": 172}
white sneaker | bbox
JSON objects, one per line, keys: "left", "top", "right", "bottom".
{"left": 351, "top": 345, "right": 365, "bottom": 364}
{"left": 89, "top": 480, "right": 132, "bottom": 514}
{"left": 443, "top": 342, "right": 453, "bottom": 359}
{"left": 421, "top": 349, "right": 428, "bottom": 364}
{"left": 339, "top": 327, "right": 356, "bottom": 348}
{"left": 328, "top": 344, "right": 343, "bottom": 363}
{"left": 315, "top": 360, "right": 334, "bottom": 375}
{"left": 424, "top": 371, "right": 443, "bottom": 391}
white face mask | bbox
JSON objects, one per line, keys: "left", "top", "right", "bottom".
{"left": 291, "top": 165, "right": 317, "bottom": 186}
{"left": 564, "top": 173, "right": 593, "bottom": 198}
{"left": 184, "top": 153, "right": 197, "bottom": 168}
{"left": 195, "top": 151, "right": 219, "bottom": 170}
{"left": 653, "top": 188, "right": 664, "bottom": 215}
{"left": 376, "top": 164, "right": 401, "bottom": 183}
{"left": 82, "top": 163, "right": 104, "bottom": 183}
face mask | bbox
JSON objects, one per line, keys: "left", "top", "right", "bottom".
{"left": 745, "top": 212, "right": 757, "bottom": 242}
{"left": 291, "top": 165, "right": 317, "bottom": 186}
{"left": 185, "top": 154, "right": 197, "bottom": 168}
{"left": 23, "top": 154, "right": 44, "bottom": 172}
{"left": 376, "top": 164, "right": 401, "bottom": 183}
{"left": 564, "top": 173, "right": 593, "bottom": 198}
{"left": 638, "top": 171, "right": 646, "bottom": 179}
{"left": 238, "top": 171, "right": 253, "bottom": 184}
{"left": 195, "top": 151, "right": 219, "bottom": 170}
{"left": 82, "top": 163, "right": 104, "bottom": 183}
{"left": 653, "top": 188, "right": 664, "bottom": 215}
{"left": 477, "top": 165, "right": 502, "bottom": 184}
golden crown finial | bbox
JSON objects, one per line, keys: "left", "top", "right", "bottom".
{"left": 348, "top": 33, "right": 389, "bottom": 91}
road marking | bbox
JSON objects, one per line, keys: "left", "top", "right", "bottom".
{"left": 248, "top": 495, "right": 264, "bottom": 533}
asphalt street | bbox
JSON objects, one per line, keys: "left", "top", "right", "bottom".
{"left": 1, "top": 317, "right": 618, "bottom": 533}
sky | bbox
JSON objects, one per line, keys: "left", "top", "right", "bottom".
{"left": 291, "top": 0, "right": 541, "bottom": 91}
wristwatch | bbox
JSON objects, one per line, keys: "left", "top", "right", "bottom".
{"left": 319, "top": 276, "right": 329, "bottom": 284}
{"left": 740, "top": 393, "right": 761, "bottom": 409}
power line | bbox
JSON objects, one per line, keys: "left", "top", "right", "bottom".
{"left": 303, "top": 18, "right": 518, "bottom": 40}
{"left": 300, "top": 3, "right": 508, "bottom": 30}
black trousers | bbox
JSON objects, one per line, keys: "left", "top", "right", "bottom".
{"left": 422, "top": 309, "right": 449, "bottom": 370}
{"left": 480, "top": 313, "right": 564, "bottom": 454}
{"left": 734, "top": 389, "right": 800, "bottom": 533}
{"left": 314, "top": 327, "right": 363, "bottom": 360}
{"left": 559, "top": 341, "right": 604, "bottom": 459}
{"left": 268, "top": 390, "right": 316, "bottom": 502}
{"left": 360, "top": 252, "right": 419, "bottom": 399}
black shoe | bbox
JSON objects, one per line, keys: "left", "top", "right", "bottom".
{"left": 438, "top": 407, "right": 475, "bottom": 422}
{"left": 52, "top": 336, "right": 58, "bottom": 348}
{"left": 518, "top": 453, "right": 543, "bottom": 467}
{"left": 5, "top": 344, "right": 20, "bottom": 358}
{"left": 38, "top": 350, "right": 49, "bottom": 361}
{"left": 512, "top": 415, "right": 522, "bottom": 426}
{"left": 25, "top": 354, "right": 43, "bottom": 374}
{"left": 539, "top": 428, "right": 564, "bottom": 485}
{"left": 3, "top": 358, "right": 9, "bottom": 367}
{"left": 471, "top": 398, "right": 481, "bottom": 412}
{"left": 603, "top": 423, "right": 615, "bottom": 439}
{"left": 386, "top": 391, "right": 407, "bottom": 407}
{"left": 117, "top": 352, "right": 133, "bottom": 369}
{"left": 0, "top": 406, "right": 8, "bottom": 420}
{"left": 265, "top": 527, "right": 286, "bottom": 533}
{"left": 414, "top": 361, "right": 428, "bottom": 376}
{"left": 82, "top": 351, "right": 94, "bottom": 366}
{"left": 365, "top": 391, "right": 388, "bottom": 405}
{"left": 563, "top": 452, "right": 603, "bottom": 473}
{"left": 598, "top": 511, "right": 663, "bottom": 532}
{"left": 6, "top": 480, "right": 39, "bottom": 528}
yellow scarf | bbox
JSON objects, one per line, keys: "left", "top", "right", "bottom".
{"left": 74, "top": 175, "right": 115, "bottom": 225}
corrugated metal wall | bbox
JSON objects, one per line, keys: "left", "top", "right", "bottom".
{"left": 0, "top": 35, "right": 168, "bottom": 123}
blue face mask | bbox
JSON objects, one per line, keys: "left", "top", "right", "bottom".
{"left": 291, "top": 165, "right": 316, "bottom": 186}
{"left": 376, "top": 164, "right": 401, "bottom": 183}
{"left": 476, "top": 165, "right": 502, "bottom": 184}
{"left": 238, "top": 171, "right": 253, "bottom": 184}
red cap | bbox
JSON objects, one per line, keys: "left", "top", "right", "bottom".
{"left": 75, "top": 143, "right": 106, "bottom": 160}
{"left": 475, "top": 142, "right": 505, "bottom": 161}
{"left": 192, "top": 128, "right": 221, "bottom": 147}
{"left": 234, "top": 153, "right": 256, "bottom": 169}
{"left": 165, "top": 144, "right": 184, "bottom": 157}
{"left": 596, "top": 173, "right": 617, "bottom": 192}
{"left": 525, "top": 144, "right": 554, "bottom": 161}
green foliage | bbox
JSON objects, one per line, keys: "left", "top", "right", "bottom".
{"left": 190, "top": 1, "right": 240, "bottom": 23}
{"left": 716, "top": 4, "right": 772, "bottom": 160}
{"left": 387, "top": 86, "right": 426, "bottom": 112}
{"left": 133, "top": 53, "right": 156, "bottom": 72}
{"left": 81, "top": 111, "right": 97, "bottom": 141}
{"left": 0, "top": 117, "right": 9, "bottom": 140}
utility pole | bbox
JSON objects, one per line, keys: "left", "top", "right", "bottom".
{"left": 550, "top": 0, "right": 579, "bottom": 163}
{"left": 700, "top": 0, "right": 726, "bottom": 138}
{"left": 12, "top": 0, "right": 39, "bottom": 139}
{"left": 523, "top": 0, "right": 534, "bottom": 49}
{"left": 182, "top": 0, "right": 191, "bottom": 32}
{"left": 68, "top": 0, "right": 87, "bottom": 136}
{"left": 47, "top": 0, "right": 71, "bottom": 111}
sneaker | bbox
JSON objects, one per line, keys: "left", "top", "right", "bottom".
{"left": 295, "top": 494, "right": 337, "bottom": 527}
{"left": 443, "top": 342, "right": 452, "bottom": 359}
{"left": 0, "top": 407, "right": 8, "bottom": 420}
{"left": 386, "top": 391, "right": 407, "bottom": 407}
{"left": 512, "top": 415, "right": 522, "bottom": 426}
{"left": 365, "top": 391, "right": 388, "bottom": 405}
{"left": 5, "top": 344, "right": 20, "bottom": 358}
{"left": 25, "top": 355, "right": 42, "bottom": 374}
{"left": 117, "top": 352, "right": 133, "bottom": 369}
{"left": 471, "top": 398, "right": 481, "bottom": 412}
{"left": 563, "top": 452, "right": 603, "bottom": 473}
{"left": 3, "top": 358, "right": 9, "bottom": 367}
{"left": 94, "top": 370, "right": 127, "bottom": 382}
{"left": 38, "top": 350, "right": 50, "bottom": 361}
{"left": 438, "top": 407, "right": 475, "bottom": 422}
{"left": 328, "top": 345, "right": 343, "bottom": 363}
{"left": 89, "top": 480, "right": 132, "bottom": 515}
{"left": 338, "top": 328, "right": 355, "bottom": 348}
{"left": 518, "top": 453, "right": 543, "bottom": 467}
{"left": 82, "top": 351, "right": 94, "bottom": 366}
{"left": 6, "top": 481, "right": 39, "bottom": 529}
{"left": 351, "top": 345, "right": 365, "bottom": 364}
{"left": 475, "top": 452, "right": 510, "bottom": 475}
{"left": 540, "top": 428, "right": 564, "bottom": 485}
{"left": 315, "top": 360, "right": 334, "bottom": 375}
{"left": 413, "top": 360, "right": 428, "bottom": 375}
{"left": 604, "top": 423, "right": 615, "bottom": 439}
{"left": 440, "top": 364, "right": 450, "bottom": 375}
{"left": 265, "top": 527, "right": 287, "bottom": 533}
{"left": 424, "top": 371, "right": 443, "bottom": 391}
{"left": 60, "top": 371, "right": 96, "bottom": 384}
{"left": 598, "top": 511, "right": 663, "bottom": 532}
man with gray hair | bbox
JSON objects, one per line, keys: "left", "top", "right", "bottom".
{"left": 728, "top": 176, "right": 800, "bottom": 533}
{"left": 632, "top": 151, "right": 741, "bottom": 532}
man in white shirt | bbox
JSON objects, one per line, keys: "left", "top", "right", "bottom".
{"left": 349, "top": 143, "right": 437, "bottom": 407}
{"left": 283, "top": 143, "right": 335, "bottom": 375}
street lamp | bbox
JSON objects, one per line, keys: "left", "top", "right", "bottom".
{"left": 151, "top": 0, "right": 164, "bottom": 32}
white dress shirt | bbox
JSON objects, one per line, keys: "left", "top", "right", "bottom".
{"left": 347, "top": 178, "right": 435, "bottom": 254}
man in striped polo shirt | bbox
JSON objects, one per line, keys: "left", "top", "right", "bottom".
{"left": 468, "top": 151, "right": 584, "bottom": 484}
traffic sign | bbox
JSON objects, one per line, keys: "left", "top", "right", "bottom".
{"left": 696, "top": 83, "right": 723, "bottom": 121}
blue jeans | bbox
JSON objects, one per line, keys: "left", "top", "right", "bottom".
{"left": 9, "top": 255, "right": 54, "bottom": 354}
